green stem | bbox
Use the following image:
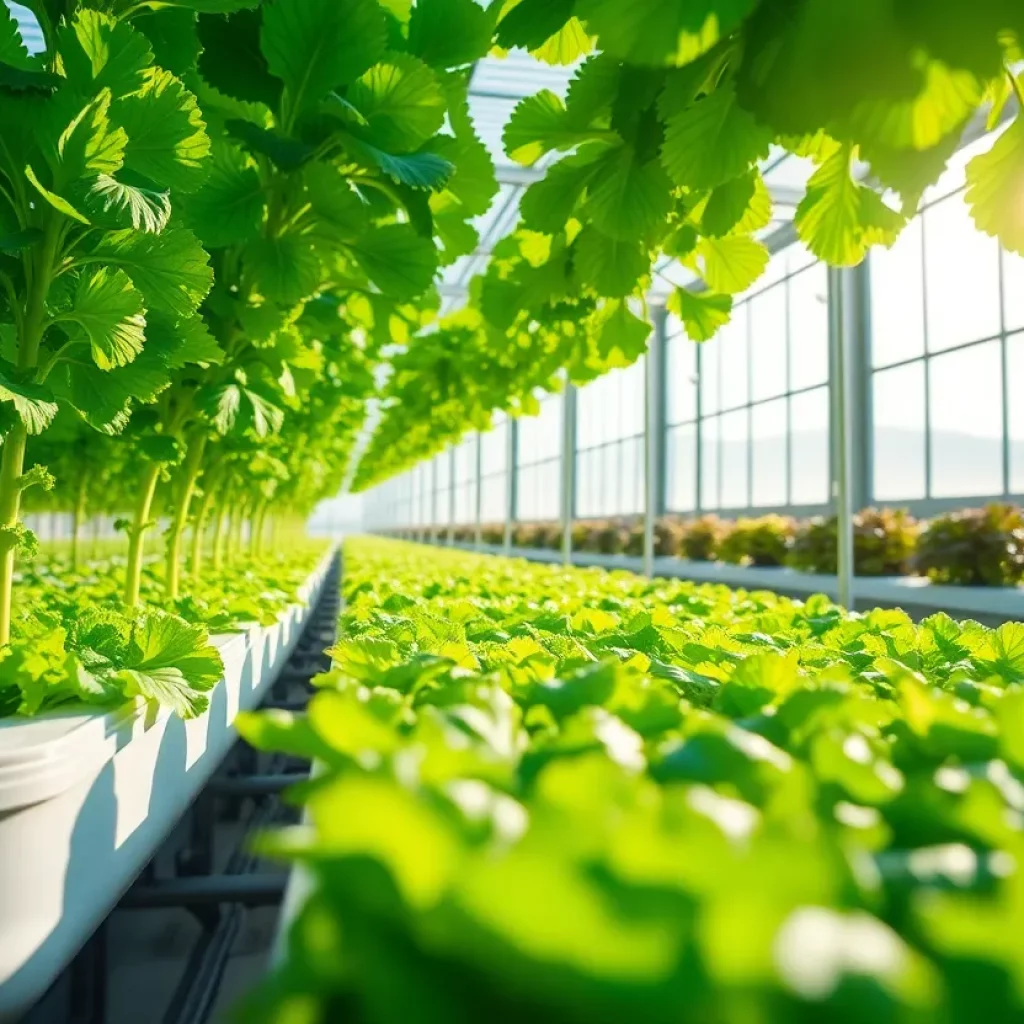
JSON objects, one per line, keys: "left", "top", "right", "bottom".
{"left": 212, "top": 503, "right": 228, "bottom": 572}
{"left": 190, "top": 486, "right": 214, "bottom": 582}
{"left": 164, "top": 434, "right": 207, "bottom": 601}
{"left": 70, "top": 469, "right": 87, "bottom": 572}
{"left": 250, "top": 499, "right": 268, "bottom": 558}
{"left": 124, "top": 462, "right": 163, "bottom": 609}
{"left": 0, "top": 216, "right": 60, "bottom": 644}
{"left": 0, "top": 423, "right": 28, "bottom": 645}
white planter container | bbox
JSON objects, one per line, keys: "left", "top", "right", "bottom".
{"left": 0, "top": 549, "right": 336, "bottom": 1021}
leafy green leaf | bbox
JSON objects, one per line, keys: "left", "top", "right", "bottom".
{"left": 667, "top": 286, "right": 732, "bottom": 341}
{"left": 90, "top": 226, "right": 213, "bottom": 318}
{"left": 348, "top": 223, "right": 438, "bottom": 299}
{"left": 661, "top": 83, "right": 772, "bottom": 191}
{"left": 697, "top": 234, "right": 769, "bottom": 294}
{"left": 261, "top": 0, "right": 387, "bottom": 116}
{"left": 59, "top": 10, "right": 153, "bottom": 99}
{"left": 134, "top": 8, "right": 201, "bottom": 77}
{"left": 112, "top": 68, "right": 210, "bottom": 192}
{"left": 243, "top": 235, "right": 321, "bottom": 304}
{"left": 595, "top": 300, "right": 651, "bottom": 363}
{"left": 178, "top": 141, "right": 264, "bottom": 248}
{"left": 196, "top": 7, "right": 281, "bottom": 108}
{"left": 347, "top": 53, "right": 446, "bottom": 151}
{"left": 504, "top": 90, "right": 613, "bottom": 166}
{"left": 576, "top": 0, "right": 756, "bottom": 66}
{"left": 702, "top": 169, "right": 773, "bottom": 237}
{"left": 338, "top": 130, "right": 454, "bottom": 190}
{"left": 303, "top": 162, "right": 367, "bottom": 243}
{"left": 794, "top": 146, "right": 906, "bottom": 266}
{"left": 75, "top": 172, "right": 172, "bottom": 234}
{"left": 519, "top": 151, "right": 601, "bottom": 233}
{"left": 496, "top": 0, "right": 575, "bottom": 50}
{"left": 57, "top": 267, "right": 147, "bottom": 370}
{"left": 24, "top": 165, "right": 89, "bottom": 224}
{"left": 965, "top": 113, "right": 1024, "bottom": 257}
{"left": 116, "top": 612, "right": 223, "bottom": 719}
{"left": 407, "top": 0, "right": 493, "bottom": 69}
{"left": 0, "top": 359, "right": 58, "bottom": 434}
{"left": 48, "top": 88, "right": 127, "bottom": 186}
{"left": 574, "top": 225, "right": 646, "bottom": 298}
{"left": 585, "top": 145, "right": 673, "bottom": 243}
{"left": 225, "top": 118, "right": 314, "bottom": 171}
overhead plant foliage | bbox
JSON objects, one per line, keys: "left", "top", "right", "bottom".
{"left": 352, "top": 0, "right": 1024, "bottom": 492}
{"left": 0, "top": 0, "right": 499, "bottom": 648}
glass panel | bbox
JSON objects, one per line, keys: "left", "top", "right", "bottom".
{"left": 621, "top": 439, "right": 641, "bottom": 515}
{"left": 924, "top": 195, "right": 1000, "bottom": 352}
{"left": 929, "top": 341, "right": 1004, "bottom": 498}
{"left": 1004, "top": 249, "right": 1024, "bottom": 333}
{"left": 667, "top": 423, "right": 697, "bottom": 512}
{"left": 668, "top": 335, "right": 698, "bottom": 424}
{"left": 789, "top": 263, "right": 829, "bottom": 390}
{"left": 750, "top": 285, "right": 787, "bottom": 401}
{"left": 701, "top": 415, "right": 720, "bottom": 510}
{"left": 720, "top": 408, "right": 749, "bottom": 508}
{"left": 873, "top": 362, "right": 926, "bottom": 500}
{"left": 700, "top": 336, "right": 720, "bottom": 416}
{"left": 718, "top": 303, "right": 749, "bottom": 411}
{"left": 751, "top": 398, "right": 787, "bottom": 507}
{"left": 870, "top": 218, "right": 924, "bottom": 368}
{"left": 1010, "top": 333, "right": 1024, "bottom": 493}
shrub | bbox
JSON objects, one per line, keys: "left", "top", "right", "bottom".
{"left": 681, "top": 515, "right": 726, "bottom": 561}
{"left": 717, "top": 515, "right": 795, "bottom": 567}
{"left": 513, "top": 523, "right": 538, "bottom": 548}
{"left": 481, "top": 523, "right": 504, "bottom": 545}
{"left": 534, "top": 523, "right": 562, "bottom": 550}
{"left": 789, "top": 508, "right": 918, "bottom": 576}
{"left": 916, "top": 504, "right": 1024, "bottom": 586}
{"left": 624, "top": 521, "right": 644, "bottom": 556}
{"left": 596, "top": 521, "right": 631, "bottom": 554}
{"left": 654, "top": 517, "right": 686, "bottom": 557}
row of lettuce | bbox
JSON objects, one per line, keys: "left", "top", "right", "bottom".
{"left": 241, "top": 537, "right": 1024, "bottom": 1024}
{"left": 5, "top": 0, "right": 1023, "bottom": 717}
{"left": 0, "top": 542, "right": 328, "bottom": 719}
{"left": 405, "top": 503, "right": 1024, "bottom": 587}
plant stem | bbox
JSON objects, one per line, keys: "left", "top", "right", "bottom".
{"left": 250, "top": 499, "right": 268, "bottom": 558}
{"left": 71, "top": 469, "right": 87, "bottom": 572}
{"left": 124, "top": 462, "right": 162, "bottom": 608}
{"left": 164, "top": 434, "right": 207, "bottom": 601}
{"left": 0, "top": 423, "right": 28, "bottom": 644}
{"left": 212, "top": 505, "right": 228, "bottom": 572}
{"left": 0, "top": 216, "right": 59, "bottom": 644}
{"left": 190, "top": 486, "right": 214, "bottom": 582}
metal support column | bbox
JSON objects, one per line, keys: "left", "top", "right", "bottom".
{"left": 643, "top": 321, "right": 666, "bottom": 577}
{"left": 474, "top": 433, "right": 483, "bottom": 550}
{"left": 560, "top": 384, "right": 577, "bottom": 567}
{"left": 828, "top": 266, "right": 858, "bottom": 609}
{"left": 504, "top": 418, "right": 516, "bottom": 556}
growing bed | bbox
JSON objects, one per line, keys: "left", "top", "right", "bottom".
{"left": 0, "top": 548, "right": 336, "bottom": 1022}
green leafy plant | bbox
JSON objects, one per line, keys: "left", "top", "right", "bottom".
{"left": 790, "top": 508, "right": 919, "bottom": 576}
{"left": 681, "top": 514, "right": 726, "bottom": 561}
{"left": 916, "top": 504, "right": 1024, "bottom": 587}
{"left": 241, "top": 537, "right": 1024, "bottom": 1024}
{"left": 717, "top": 514, "right": 795, "bottom": 567}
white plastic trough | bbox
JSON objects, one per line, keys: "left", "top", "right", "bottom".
{"left": 0, "top": 547, "right": 337, "bottom": 1021}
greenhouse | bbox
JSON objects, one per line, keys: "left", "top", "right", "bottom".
{"left": 0, "top": 1, "right": 1023, "bottom": 1023}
